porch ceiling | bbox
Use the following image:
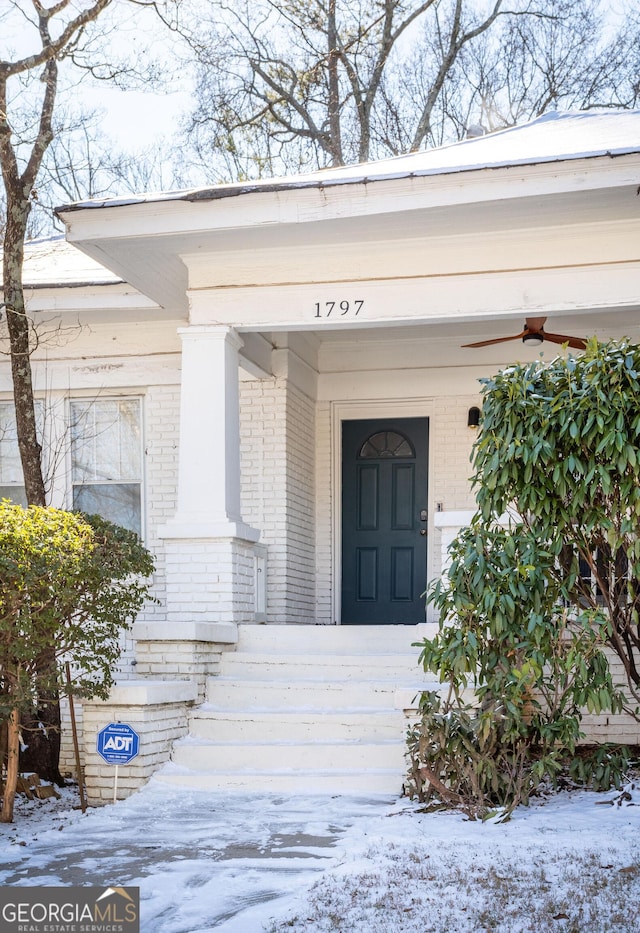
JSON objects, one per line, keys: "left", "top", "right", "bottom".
{"left": 300, "top": 306, "right": 640, "bottom": 372}
{"left": 315, "top": 305, "right": 640, "bottom": 344}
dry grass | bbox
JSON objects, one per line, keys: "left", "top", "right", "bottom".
{"left": 266, "top": 825, "right": 640, "bottom": 933}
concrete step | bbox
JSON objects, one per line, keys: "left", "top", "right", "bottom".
{"left": 189, "top": 708, "right": 407, "bottom": 743}
{"left": 236, "top": 623, "right": 437, "bottom": 655}
{"left": 204, "top": 677, "right": 425, "bottom": 710}
{"left": 219, "top": 651, "right": 427, "bottom": 682}
{"left": 153, "top": 623, "right": 438, "bottom": 796}
{"left": 154, "top": 766, "right": 405, "bottom": 795}
{"left": 171, "top": 739, "right": 406, "bottom": 772}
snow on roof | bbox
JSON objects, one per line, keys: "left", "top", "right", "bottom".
{"left": 60, "top": 109, "right": 640, "bottom": 212}
{"left": 19, "top": 236, "right": 122, "bottom": 287}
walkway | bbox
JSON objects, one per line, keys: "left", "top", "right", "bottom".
{"left": 0, "top": 781, "right": 395, "bottom": 932}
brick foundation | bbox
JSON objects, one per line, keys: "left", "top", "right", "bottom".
{"left": 82, "top": 680, "right": 197, "bottom": 805}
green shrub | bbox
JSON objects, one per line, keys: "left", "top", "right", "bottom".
{"left": 0, "top": 501, "right": 155, "bottom": 821}
{"left": 407, "top": 340, "right": 640, "bottom": 819}
{"left": 406, "top": 520, "right": 625, "bottom": 820}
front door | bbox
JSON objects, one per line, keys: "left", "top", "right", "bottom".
{"left": 341, "top": 417, "right": 429, "bottom": 624}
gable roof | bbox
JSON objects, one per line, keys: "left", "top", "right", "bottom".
{"left": 60, "top": 109, "right": 640, "bottom": 212}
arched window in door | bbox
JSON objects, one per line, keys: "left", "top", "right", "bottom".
{"left": 358, "top": 431, "right": 415, "bottom": 460}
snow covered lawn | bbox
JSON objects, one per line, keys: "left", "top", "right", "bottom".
{"left": 267, "top": 784, "right": 640, "bottom": 933}
{"left": 0, "top": 779, "right": 639, "bottom": 932}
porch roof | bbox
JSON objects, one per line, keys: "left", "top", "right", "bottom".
{"left": 60, "top": 110, "right": 640, "bottom": 211}
{"left": 56, "top": 109, "right": 640, "bottom": 321}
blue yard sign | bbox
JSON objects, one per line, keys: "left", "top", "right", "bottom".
{"left": 97, "top": 722, "right": 140, "bottom": 765}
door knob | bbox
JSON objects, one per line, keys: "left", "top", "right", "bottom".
{"left": 420, "top": 529, "right": 427, "bottom": 536}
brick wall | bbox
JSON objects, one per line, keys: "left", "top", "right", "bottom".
{"left": 164, "top": 536, "right": 256, "bottom": 624}
{"left": 81, "top": 681, "right": 197, "bottom": 805}
{"left": 283, "top": 382, "right": 316, "bottom": 621}
{"left": 139, "top": 384, "right": 180, "bottom": 620}
{"left": 429, "top": 397, "right": 480, "bottom": 514}
{"left": 240, "top": 377, "right": 286, "bottom": 621}
{"left": 315, "top": 402, "right": 333, "bottom": 624}
{"left": 239, "top": 374, "right": 316, "bottom": 623}
{"left": 580, "top": 649, "right": 640, "bottom": 745}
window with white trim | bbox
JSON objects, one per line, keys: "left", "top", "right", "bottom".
{"left": 70, "top": 398, "right": 143, "bottom": 536}
{"left": 0, "top": 400, "right": 43, "bottom": 506}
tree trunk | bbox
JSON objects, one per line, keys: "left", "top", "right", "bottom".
{"left": 1, "top": 0, "right": 118, "bottom": 799}
{"left": 3, "top": 203, "right": 57, "bottom": 783}
{"left": 0, "top": 717, "right": 7, "bottom": 781}
{"left": 1, "top": 708, "right": 20, "bottom": 823}
{"left": 2, "top": 206, "right": 46, "bottom": 507}
{"left": 19, "top": 646, "right": 64, "bottom": 785}
{"left": 19, "top": 698, "right": 64, "bottom": 786}
{"left": 2, "top": 187, "right": 57, "bottom": 787}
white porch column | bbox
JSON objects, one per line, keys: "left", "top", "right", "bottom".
{"left": 167, "top": 325, "right": 258, "bottom": 539}
{"left": 159, "top": 325, "right": 260, "bottom": 627}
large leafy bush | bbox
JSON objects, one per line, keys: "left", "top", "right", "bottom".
{"left": 408, "top": 339, "right": 640, "bottom": 818}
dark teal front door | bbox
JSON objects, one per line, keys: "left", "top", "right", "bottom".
{"left": 341, "top": 418, "right": 429, "bottom": 624}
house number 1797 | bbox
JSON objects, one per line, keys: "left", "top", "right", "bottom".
{"left": 314, "top": 300, "right": 364, "bottom": 318}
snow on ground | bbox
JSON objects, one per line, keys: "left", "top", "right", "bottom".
{"left": 0, "top": 778, "right": 639, "bottom": 932}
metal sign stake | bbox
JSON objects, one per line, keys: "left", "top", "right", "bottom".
{"left": 113, "top": 765, "right": 119, "bottom": 805}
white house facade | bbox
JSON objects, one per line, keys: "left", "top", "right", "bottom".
{"left": 3, "top": 110, "right": 640, "bottom": 801}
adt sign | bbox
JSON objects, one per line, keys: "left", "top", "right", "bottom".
{"left": 97, "top": 723, "right": 140, "bottom": 765}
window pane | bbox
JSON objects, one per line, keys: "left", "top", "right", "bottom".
{"left": 0, "top": 403, "right": 23, "bottom": 484}
{"left": 92, "top": 403, "right": 117, "bottom": 480}
{"left": 117, "top": 399, "right": 142, "bottom": 478}
{"left": 71, "top": 398, "right": 143, "bottom": 536}
{"left": 70, "top": 402, "right": 96, "bottom": 482}
{"left": 0, "top": 401, "right": 43, "bottom": 486}
{"left": 73, "top": 483, "right": 141, "bottom": 536}
{"left": 71, "top": 399, "right": 141, "bottom": 483}
{"left": 0, "top": 485, "right": 27, "bottom": 507}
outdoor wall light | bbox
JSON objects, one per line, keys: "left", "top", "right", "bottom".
{"left": 467, "top": 406, "right": 480, "bottom": 429}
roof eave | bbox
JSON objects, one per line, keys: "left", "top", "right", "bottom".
{"left": 56, "top": 147, "right": 639, "bottom": 215}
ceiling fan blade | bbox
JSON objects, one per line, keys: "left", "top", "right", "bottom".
{"left": 462, "top": 332, "right": 526, "bottom": 348}
{"left": 543, "top": 333, "right": 588, "bottom": 350}
{"left": 524, "top": 316, "right": 547, "bottom": 333}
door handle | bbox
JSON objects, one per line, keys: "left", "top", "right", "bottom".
{"left": 420, "top": 529, "right": 427, "bottom": 536}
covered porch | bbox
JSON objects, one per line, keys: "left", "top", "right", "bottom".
{"left": 55, "top": 111, "right": 640, "bottom": 798}
{"left": 58, "top": 111, "right": 640, "bottom": 635}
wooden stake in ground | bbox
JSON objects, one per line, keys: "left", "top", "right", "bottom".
{"left": 1, "top": 708, "right": 20, "bottom": 823}
{"left": 66, "top": 662, "right": 87, "bottom": 813}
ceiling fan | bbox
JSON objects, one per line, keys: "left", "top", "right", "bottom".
{"left": 462, "top": 316, "right": 587, "bottom": 351}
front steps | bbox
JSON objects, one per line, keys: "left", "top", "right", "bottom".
{"left": 156, "top": 623, "right": 438, "bottom": 795}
